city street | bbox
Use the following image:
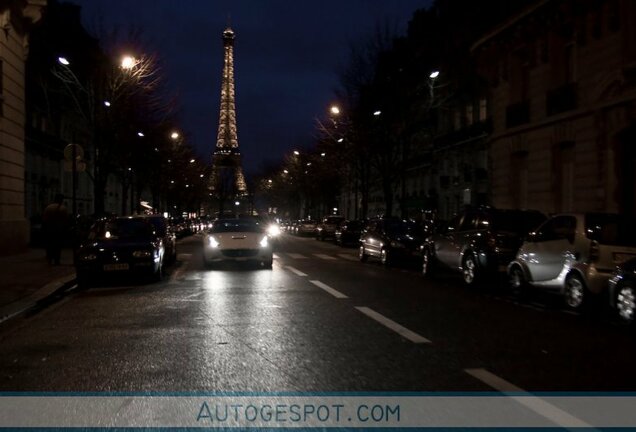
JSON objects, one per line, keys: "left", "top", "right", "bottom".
{"left": 1, "top": 233, "right": 635, "bottom": 393}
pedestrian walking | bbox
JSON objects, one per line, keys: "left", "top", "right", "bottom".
{"left": 42, "top": 193, "right": 69, "bottom": 265}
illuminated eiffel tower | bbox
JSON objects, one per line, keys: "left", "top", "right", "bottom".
{"left": 210, "top": 26, "right": 247, "bottom": 211}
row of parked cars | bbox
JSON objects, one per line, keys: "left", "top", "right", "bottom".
{"left": 74, "top": 215, "right": 194, "bottom": 287}
{"left": 284, "top": 208, "right": 636, "bottom": 325}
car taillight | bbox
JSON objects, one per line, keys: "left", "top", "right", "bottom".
{"left": 590, "top": 240, "right": 600, "bottom": 262}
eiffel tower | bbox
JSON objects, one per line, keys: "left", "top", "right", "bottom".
{"left": 210, "top": 26, "right": 247, "bottom": 211}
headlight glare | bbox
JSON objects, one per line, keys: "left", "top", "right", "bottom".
{"left": 267, "top": 225, "right": 281, "bottom": 237}
{"left": 208, "top": 236, "right": 220, "bottom": 248}
{"left": 260, "top": 236, "right": 269, "bottom": 248}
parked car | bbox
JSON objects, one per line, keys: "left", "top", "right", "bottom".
{"left": 359, "top": 217, "right": 425, "bottom": 266}
{"left": 75, "top": 217, "right": 165, "bottom": 286}
{"left": 295, "top": 219, "right": 318, "bottom": 236}
{"left": 316, "top": 216, "right": 345, "bottom": 240}
{"left": 202, "top": 218, "right": 273, "bottom": 269}
{"left": 508, "top": 213, "right": 636, "bottom": 310}
{"left": 335, "top": 219, "right": 364, "bottom": 246}
{"left": 142, "top": 215, "right": 177, "bottom": 264}
{"left": 608, "top": 257, "right": 636, "bottom": 325}
{"left": 421, "top": 207, "right": 547, "bottom": 286}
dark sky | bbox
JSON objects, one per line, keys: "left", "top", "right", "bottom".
{"left": 71, "top": 0, "right": 432, "bottom": 175}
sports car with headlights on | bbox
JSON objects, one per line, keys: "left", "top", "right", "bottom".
{"left": 203, "top": 219, "right": 273, "bottom": 269}
{"left": 75, "top": 217, "right": 165, "bottom": 286}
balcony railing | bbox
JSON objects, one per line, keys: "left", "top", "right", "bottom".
{"left": 505, "top": 100, "right": 530, "bottom": 128}
{"left": 546, "top": 82, "right": 578, "bottom": 116}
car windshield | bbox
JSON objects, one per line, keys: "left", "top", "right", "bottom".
{"left": 489, "top": 211, "right": 546, "bottom": 235}
{"left": 210, "top": 220, "right": 263, "bottom": 233}
{"left": 585, "top": 213, "right": 636, "bottom": 246}
{"left": 91, "top": 219, "right": 154, "bottom": 240}
{"left": 144, "top": 217, "right": 167, "bottom": 236}
{"left": 384, "top": 220, "right": 422, "bottom": 236}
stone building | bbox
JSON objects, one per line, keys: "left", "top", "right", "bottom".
{"left": 472, "top": 0, "right": 636, "bottom": 215}
{"left": 0, "top": 0, "right": 45, "bottom": 254}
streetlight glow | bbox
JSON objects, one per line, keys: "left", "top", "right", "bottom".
{"left": 190, "top": 159, "right": 195, "bottom": 163}
{"left": 429, "top": 70, "right": 440, "bottom": 79}
{"left": 103, "top": 101, "right": 111, "bottom": 107}
{"left": 337, "top": 138, "right": 344, "bottom": 143}
{"left": 137, "top": 132, "right": 144, "bottom": 137}
{"left": 373, "top": 110, "right": 382, "bottom": 116}
{"left": 283, "top": 169, "right": 289, "bottom": 174}
{"left": 321, "top": 152, "right": 326, "bottom": 157}
{"left": 293, "top": 150, "right": 300, "bottom": 156}
{"left": 330, "top": 105, "right": 340, "bottom": 115}
{"left": 234, "top": 201, "right": 240, "bottom": 206}
{"left": 170, "top": 131, "right": 180, "bottom": 140}
{"left": 58, "top": 57, "right": 70, "bottom": 66}
{"left": 121, "top": 55, "right": 137, "bottom": 70}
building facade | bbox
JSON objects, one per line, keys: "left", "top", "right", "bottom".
{"left": 0, "top": 0, "right": 45, "bottom": 254}
{"left": 472, "top": 0, "right": 636, "bottom": 215}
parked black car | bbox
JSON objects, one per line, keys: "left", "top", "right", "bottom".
{"left": 608, "top": 257, "right": 636, "bottom": 325}
{"left": 359, "top": 218, "right": 425, "bottom": 266}
{"left": 142, "top": 215, "right": 177, "bottom": 264}
{"left": 420, "top": 207, "right": 547, "bottom": 286}
{"left": 75, "top": 217, "right": 165, "bottom": 287}
{"left": 335, "top": 219, "right": 364, "bottom": 246}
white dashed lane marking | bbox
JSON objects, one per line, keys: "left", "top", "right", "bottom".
{"left": 464, "top": 368, "right": 592, "bottom": 428}
{"left": 337, "top": 254, "right": 358, "bottom": 262}
{"left": 309, "top": 280, "right": 348, "bottom": 299}
{"left": 354, "top": 307, "right": 431, "bottom": 344}
{"left": 285, "top": 266, "right": 308, "bottom": 277}
{"left": 286, "top": 253, "right": 308, "bottom": 259}
{"left": 314, "top": 254, "right": 337, "bottom": 260}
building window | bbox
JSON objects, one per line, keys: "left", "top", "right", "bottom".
{"left": 479, "top": 98, "right": 488, "bottom": 121}
{"left": 466, "top": 103, "right": 473, "bottom": 126}
{"left": 608, "top": 0, "right": 620, "bottom": 32}
{"left": 0, "top": 59, "right": 4, "bottom": 117}
{"left": 564, "top": 43, "right": 576, "bottom": 83}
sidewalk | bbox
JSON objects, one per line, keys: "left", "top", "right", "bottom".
{"left": 0, "top": 248, "right": 76, "bottom": 323}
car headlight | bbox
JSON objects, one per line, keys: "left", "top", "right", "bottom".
{"left": 133, "top": 250, "right": 152, "bottom": 258}
{"left": 80, "top": 253, "right": 97, "bottom": 261}
{"left": 390, "top": 241, "right": 405, "bottom": 249}
{"left": 208, "top": 236, "right": 220, "bottom": 248}
{"left": 260, "top": 236, "right": 269, "bottom": 248}
{"left": 267, "top": 225, "right": 281, "bottom": 237}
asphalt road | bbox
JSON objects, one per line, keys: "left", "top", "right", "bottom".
{"left": 1, "top": 233, "right": 635, "bottom": 392}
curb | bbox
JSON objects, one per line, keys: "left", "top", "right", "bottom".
{"left": 0, "top": 273, "right": 77, "bottom": 325}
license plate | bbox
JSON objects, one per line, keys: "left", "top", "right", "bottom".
{"left": 613, "top": 253, "right": 636, "bottom": 264}
{"left": 104, "top": 263, "right": 129, "bottom": 271}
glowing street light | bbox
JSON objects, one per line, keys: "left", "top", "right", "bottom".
{"left": 234, "top": 201, "right": 240, "bottom": 206}
{"left": 330, "top": 105, "right": 341, "bottom": 115}
{"left": 337, "top": 138, "right": 344, "bottom": 143}
{"left": 283, "top": 169, "right": 289, "bottom": 174}
{"left": 58, "top": 57, "right": 70, "bottom": 66}
{"left": 103, "top": 101, "right": 111, "bottom": 107}
{"left": 170, "top": 131, "right": 180, "bottom": 140}
{"left": 321, "top": 152, "right": 326, "bottom": 157}
{"left": 137, "top": 132, "right": 145, "bottom": 137}
{"left": 429, "top": 70, "right": 440, "bottom": 79}
{"left": 190, "top": 159, "right": 196, "bottom": 163}
{"left": 268, "top": 179, "right": 273, "bottom": 183}
{"left": 373, "top": 110, "right": 382, "bottom": 116}
{"left": 121, "top": 55, "right": 137, "bottom": 70}
{"left": 293, "top": 150, "right": 300, "bottom": 156}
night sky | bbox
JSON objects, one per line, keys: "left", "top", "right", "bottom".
{"left": 70, "top": 0, "right": 432, "bottom": 175}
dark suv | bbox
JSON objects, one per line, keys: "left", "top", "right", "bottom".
{"left": 359, "top": 218, "right": 425, "bottom": 266}
{"left": 420, "top": 207, "right": 546, "bottom": 286}
{"left": 316, "top": 216, "right": 345, "bottom": 240}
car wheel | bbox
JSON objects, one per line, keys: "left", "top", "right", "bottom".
{"left": 564, "top": 273, "right": 587, "bottom": 310}
{"left": 359, "top": 245, "right": 368, "bottom": 262}
{"left": 422, "top": 249, "right": 434, "bottom": 277}
{"left": 152, "top": 258, "right": 163, "bottom": 282}
{"left": 462, "top": 253, "right": 479, "bottom": 286}
{"left": 508, "top": 265, "right": 527, "bottom": 296}
{"left": 616, "top": 282, "right": 636, "bottom": 324}
{"left": 380, "top": 249, "right": 391, "bottom": 266}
